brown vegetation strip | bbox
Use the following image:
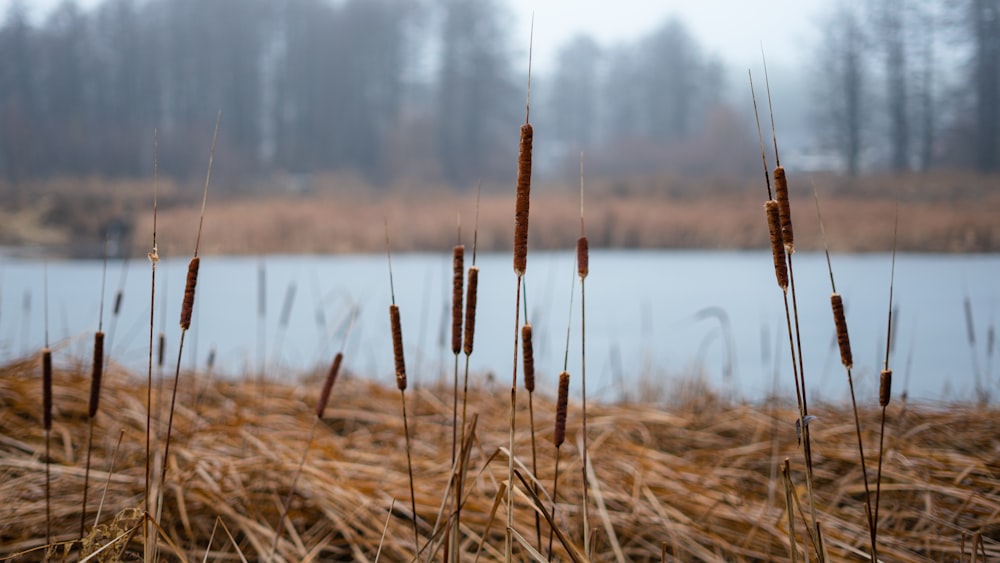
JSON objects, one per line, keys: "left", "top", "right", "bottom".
{"left": 0, "top": 360, "right": 998, "bottom": 561}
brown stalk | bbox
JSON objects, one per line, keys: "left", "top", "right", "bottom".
{"left": 548, "top": 370, "right": 570, "bottom": 560}
{"left": 753, "top": 65, "right": 821, "bottom": 559}
{"left": 451, "top": 241, "right": 464, "bottom": 466}
{"left": 41, "top": 260, "right": 52, "bottom": 558}
{"left": 814, "top": 187, "right": 876, "bottom": 559}
{"left": 269, "top": 351, "right": 344, "bottom": 560}
{"left": 456, "top": 183, "right": 482, "bottom": 560}
{"left": 81, "top": 233, "right": 110, "bottom": 541}
{"left": 508, "top": 27, "right": 534, "bottom": 557}
{"left": 874, "top": 207, "right": 899, "bottom": 548}
{"left": 144, "top": 128, "right": 160, "bottom": 561}
{"left": 577, "top": 154, "right": 592, "bottom": 558}
{"left": 522, "top": 313, "right": 541, "bottom": 550}
{"left": 159, "top": 112, "right": 220, "bottom": 546}
{"left": 385, "top": 221, "right": 419, "bottom": 553}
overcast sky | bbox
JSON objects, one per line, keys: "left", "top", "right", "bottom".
{"left": 508, "top": 0, "right": 825, "bottom": 71}
{"left": 4, "top": 0, "right": 826, "bottom": 71}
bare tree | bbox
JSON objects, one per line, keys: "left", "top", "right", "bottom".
{"left": 816, "top": 3, "right": 869, "bottom": 175}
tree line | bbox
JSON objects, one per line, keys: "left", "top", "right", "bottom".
{"left": 0, "top": 0, "right": 997, "bottom": 192}
{"left": 0, "top": 0, "right": 747, "bottom": 190}
{"left": 815, "top": 0, "right": 1000, "bottom": 174}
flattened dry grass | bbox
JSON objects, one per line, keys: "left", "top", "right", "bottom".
{"left": 1, "top": 358, "right": 998, "bottom": 561}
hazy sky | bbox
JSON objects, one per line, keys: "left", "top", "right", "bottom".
{"left": 4, "top": 0, "right": 826, "bottom": 71}
{"left": 508, "top": 0, "right": 826, "bottom": 70}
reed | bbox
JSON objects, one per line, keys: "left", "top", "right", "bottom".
{"left": 576, "top": 155, "right": 592, "bottom": 558}
{"left": 752, "top": 65, "right": 821, "bottom": 559}
{"left": 454, "top": 184, "right": 481, "bottom": 561}
{"left": 272, "top": 336, "right": 347, "bottom": 558}
{"left": 158, "top": 113, "right": 220, "bottom": 562}
{"left": 548, "top": 370, "right": 570, "bottom": 560}
{"left": 507, "top": 27, "right": 534, "bottom": 559}
{"left": 521, "top": 317, "right": 541, "bottom": 550}
{"left": 384, "top": 220, "right": 419, "bottom": 553}
{"left": 143, "top": 129, "right": 160, "bottom": 561}
{"left": 874, "top": 209, "right": 900, "bottom": 549}
{"left": 813, "top": 188, "right": 876, "bottom": 559}
{"left": 81, "top": 232, "right": 110, "bottom": 541}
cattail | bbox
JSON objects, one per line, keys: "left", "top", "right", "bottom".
{"left": 452, "top": 245, "right": 465, "bottom": 355}
{"left": 774, "top": 166, "right": 794, "bottom": 252}
{"left": 113, "top": 290, "right": 123, "bottom": 316}
{"left": 42, "top": 348, "right": 52, "bottom": 431}
{"left": 522, "top": 323, "right": 535, "bottom": 392}
{"left": 513, "top": 123, "right": 533, "bottom": 276}
{"left": 879, "top": 369, "right": 892, "bottom": 407}
{"left": 577, "top": 235, "right": 589, "bottom": 279}
{"left": 180, "top": 257, "right": 200, "bottom": 330}
{"left": 463, "top": 266, "right": 479, "bottom": 356}
{"left": 831, "top": 293, "right": 853, "bottom": 369}
{"left": 765, "top": 201, "right": 788, "bottom": 290}
{"left": 316, "top": 352, "right": 343, "bottom": 419}
{"left": 554, "top": 371, "right": 569, "bottom": 448}
{"left": 157, "top": 332, "right": 165, "bottom": 368}
{"left": 88, "top": 331, "right": 105, "bottom": 418}
{"left": 390, "top": 304, "right": 406, "bottom": 391}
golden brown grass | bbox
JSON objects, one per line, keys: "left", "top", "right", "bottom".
{"left": 1, "top": 358, "right": 997, "bottom": 561}
{"left": 2, "top": 172, "right": 999, "bottom": 256}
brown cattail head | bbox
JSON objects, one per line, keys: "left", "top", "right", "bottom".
{"left": 157, "top": 332, "right": 166, "bottom": 368}
{"left": 577, "top": 235, "right": 589, "bottom": 279}
{"left": 390, "top": 304, "right": 406, "bottom": 390}
{"left": 773, "top": 166, "right": 794, "bottom": 253}
{"left": 42, "top": 348, "right": 52, "bottom": 431}
{"left": 180, "top": 256, "right": 200, "bottom": 330}
{"left": 316, "top": 352, "right": 343, "bottom": 419}
{"left": 89, "top": 331, "right": 105, "bottom": 418}
{"left": 765, "top": 201, "right": 788, "bottom": 291}
{"left": 463, "top": 266, "right": 479, "bottom": 356}
{"left": 554, "top": 371, "right": 570, "bottom": 448}
{"left": 522, "top": 323, "right": 535, "bottom": 392}
{"left": 831, "top": 293, "right": 853, "bottom": 369}
{"left": 451, "top": 245, "right": 465, "bottom": 355}
{"left": 879, "top": 368, "right": 892, "bottom": 407}
{"left": 513, "top": 123, "right": 533, "bottom": 276}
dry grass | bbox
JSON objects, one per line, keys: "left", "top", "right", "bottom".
{"left": 1, "top": 357, "right": 997, "bottom": 561}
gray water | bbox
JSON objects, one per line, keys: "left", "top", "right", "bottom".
{"left": 1, "top": 250, "right": 997, "bottom": 404}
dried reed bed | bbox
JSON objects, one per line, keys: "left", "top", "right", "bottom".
{"left": 1, "top": 359, "right": 998, "bottom": 561}
{"left": 130, "top": 182, "right": 1000, "bottom": 258}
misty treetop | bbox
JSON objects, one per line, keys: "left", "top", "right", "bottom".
{"left": 813, "top": 0, "right": 1000, "bottom": 174}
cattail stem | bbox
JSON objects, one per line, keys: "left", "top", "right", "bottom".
{"left": 159, "top": 116, "right": 218, "bottom": 537}
{"left": 874, "top": 369, "right": 892, "bottom": 547}
{"left": 144, "top": 128, "right": 159, "bottom": 563}
{"left": 80, "top": 330, "right": 105, "bottom": 540}
{"left": 506, "top": 275, "right": 523, "bottom": 559}
{"left": 42, "top": 347, "right": 52, "bottom": 555}
{"left": 401, "top": 389, "right": 418, "bottom": 553}
{"left": 781, "top": 458, "right": 799, "bottom": 563}
{"left": 451, "top": 243, "right": 464, "bottom": 529}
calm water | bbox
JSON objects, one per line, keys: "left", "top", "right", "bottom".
{"left": 1, "top": 250, "right": 997, "bottom": 403}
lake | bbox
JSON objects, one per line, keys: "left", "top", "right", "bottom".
{"left": 1, "top": 250, "right": 997, "bottom": 404}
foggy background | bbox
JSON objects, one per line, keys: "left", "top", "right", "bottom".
{"left": 0, "top": 0, "right": 998, "bottom": 194}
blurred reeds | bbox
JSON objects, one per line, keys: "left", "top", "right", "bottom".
{"left": 1, "top": 361, "right": 997, "bottom": 561}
